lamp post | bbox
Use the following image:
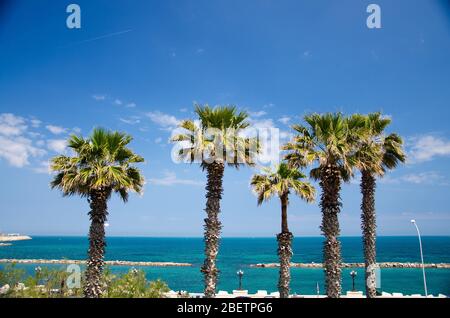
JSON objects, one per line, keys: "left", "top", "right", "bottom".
{"left": 411, "top": 219, "right": 428, "bottom": 296}
{"left": 236, "top": 270, "right": 244, "bottom": 290}
{"left": 350, "top": 270, "right": 357, "bottom": 292}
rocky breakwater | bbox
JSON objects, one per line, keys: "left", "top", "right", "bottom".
{"left": 0, "top": 259, "right": 192, "bottom": 267}
{"left": 250, "top": 262, "right": 450, "bottom": 269}
{"left": 0, "top": 235, "right": 32, "bottom": 242}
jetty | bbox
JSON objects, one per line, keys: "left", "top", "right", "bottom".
{"left": 0, "top": 259, "right": 192, "bottom": 267}
{"left": 250, "top": 262, "right": 450, "bottom": 269}
{"left": 0, "top": 234, "right": 32, "bottom": 242}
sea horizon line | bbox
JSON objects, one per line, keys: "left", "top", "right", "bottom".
{"left": 10, "top": 235, "right": 450, "bottom": 238}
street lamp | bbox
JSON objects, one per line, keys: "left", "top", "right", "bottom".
{"left": 350, "top": 270, "right": 357, "bottom": 291}
{"left": 411, "top": 219, "right": 428, "bottom": 296}
{"left": 236, "top": 270, "right": 244, "bottom": 290}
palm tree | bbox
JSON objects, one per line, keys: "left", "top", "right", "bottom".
{"left": 171, "top": 105, "right": 259, "bottom": 298}
{"left": 250, "top": 163, "right": 315, "bottom": 298}
{"left": 50, "top": 128, "right": 144, "bottom": 298}
{"left": 351, "top": 113, "right": 405, "bottom": 297}
{"left": 284, "top": 113, "right": 365, "bottom": 298}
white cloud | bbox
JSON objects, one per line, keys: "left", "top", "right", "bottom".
{"left": 0, "top": 113, "right": 27, "bottom": 136}
{"left": 92, "top": 94, "right": 106, "bottom": 101}
{"left": 33, "top": 160, "right": 51, "bottom": 174}
{"left": 154, "top": 137, "right": 163, "bottom": 144}
{"left": 114, "top": 99, "right": 123, "bottom": 105}
{"left": 179, "top": 108, "right": 188, "bottom": 113}
{"left": 146, "top": 111, "right": 180, "bottom": 130}
{"left": 196, "top": 48, "right": 205, "bottom": 54}
{"left": 0, "top": 135, "right": 45, "bottom": 167}
{"left": 278, "top": 116, "right": 291, "bottom": 125}
{"left": 401, "top": 172, "right": 445, "bottom": 185}
{"left": 408, "top": 135, "right": 450, "bottom": 163}
{"left": 46, "top": 125, "right": 66, "bottom": 135}
{"left": 248, "top": 110, "right": 267, "bottom": 118}
{"left": 120, "top": 116, "right": 141, "bottom": 125}
{"left": 126, "top": 102, "right": 136, "bottom": 108}
{"left": 148, "top": 171, "right": 203, "bottom": 186}
{"left": 72, "top": 127, "right": 82, "bottom": 134}
{"left": 30, "top": 119, "right": 42, "bottom": 128}
{"left": 47, "top": 139, "right": 67, "bottom": 153}
{"left": 382, "top": 171, "right": 446, "bottom": 185}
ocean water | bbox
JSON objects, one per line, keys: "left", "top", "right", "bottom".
{"left": 1, "top": 236, "right": 449, "bottom": 295}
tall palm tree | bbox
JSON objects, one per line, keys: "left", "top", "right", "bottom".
{"left": 284, "top": 113, "right": 365, "bottom": 298}
{"left": 251, "top": 163, "right": 315, "bottom": 298}
{"left": 50, "top": 128, "right": 144, "bottom": 298}
{"left": 171, "top": 105, "right": 259, "bottom": 298}
{"left": 351, "top": 113, "right": 405, "bottom": 297}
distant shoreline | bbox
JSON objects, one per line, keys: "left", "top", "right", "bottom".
{"left": 1, "top": 259, "right": 450, "bottom": 269}
{"left": 0, "top": 235, "right": 32, "bottom": 242}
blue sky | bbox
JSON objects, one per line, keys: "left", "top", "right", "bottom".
{"left": 1, "top": 0, "right": 450, "bottom": 236}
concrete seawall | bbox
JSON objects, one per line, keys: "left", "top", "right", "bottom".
{"left": 0, "top": 259, "right": 192, "bottom": 267}
{"left": 250, "top": 262, "right": 450, "bottom": 269}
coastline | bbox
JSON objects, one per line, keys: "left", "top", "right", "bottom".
{"left": 1, "top": 259, "right": 450, "bottom": 269}
{"left": 251, "top": 262, "right": 450, "bottom": 269}
{"left": 0, "top": 258, "right": 192, "bottom": 267}
{"left": 0, "top": 235, "right": 32, "bottom": 242}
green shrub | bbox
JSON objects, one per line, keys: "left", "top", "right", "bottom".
{"left": 0, "top": 265, "right": 169, "bottom": 298}
{"left": 103, "top": 268, "right": 170, "bottom": 298}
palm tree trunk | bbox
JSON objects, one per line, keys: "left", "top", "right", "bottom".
{"left": 84, "top": 188, "right": 109, "bottom": 298}
{"left": 361, "top": 170, "right": 377, "bottom": 298}
{"left": 201, "top": 162, "right": 224, "bottom": 298}
{"left": 320, "top": 165, "right": 342, "bottom": 298}
{"left": 277, "top": 194, "right": 293, "bottom": 299}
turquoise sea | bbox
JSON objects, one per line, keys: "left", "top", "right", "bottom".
{"left": 1, "top": 236, "right": 449, "bottom": 295}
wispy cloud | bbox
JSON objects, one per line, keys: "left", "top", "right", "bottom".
{"left": 248, "top": 110, "right": 267, "bottom": 118}
{"left": 30, "top": 119, "right": 42, "bottom": 128}
{"left": 0, "top": 113, "right": 46, "bottom": 167}
{"left": 47, "top": 139, "right": 67, "bottom": 153}
{"left": 92, "top": 94, "right": 106, "bottom": 101}
{"left": 146, "top": 111, "right": 180, "bottom": 130}
{"left": 120, "top": 116, "right": 141, "bottom": 125}
{"left": 148, "top": 171, "right": 203, "bottom": 186}
{"left": 92, "top": 94, "right": 137, "bottom": 109}
{"left": 0, "top": 113, "right": 27, "bottom": 136}
{"left": 381, "top": 171, "right": 447, "bottom": 186}
{"left": 33, "top": 160, "right": 51, "bottom": 174}
{"left": 46, "top": 125, "right": 67, "bottom": 135}
{"left": 278, "top": 116, "right": 291, "bottom": 125}
{"left": 0, "top": 135, "right": 45, "bottom": 167}
{"left": 408, "top": 135, "right": 450, "bottom": 163}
